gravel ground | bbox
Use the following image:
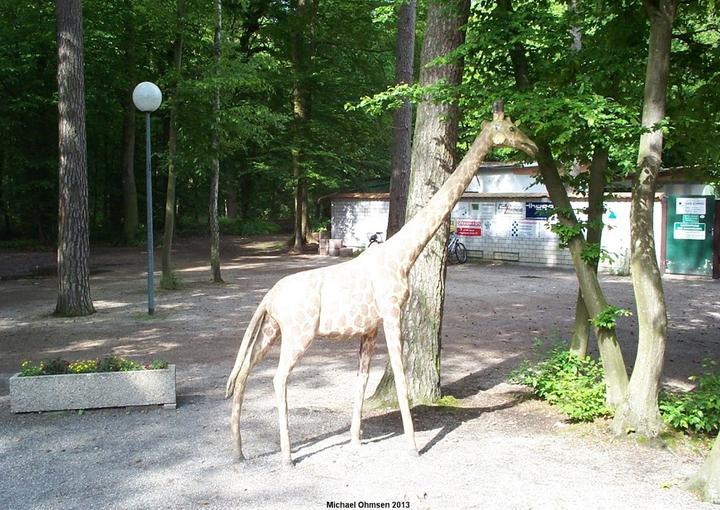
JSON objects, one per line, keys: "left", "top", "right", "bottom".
{"left": 0, "top": 235, "right": 718, "bottom": 509}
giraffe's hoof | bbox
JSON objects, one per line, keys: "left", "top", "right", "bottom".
{"left": 281, "top": 457, "right": 295, "bottom": 469}
{"left": 406, "top": 447, "right": 419, "bottom": 458}
{"left": 235, "top": 450, "right": 246, "bottom": 462}
{"left": 350, "top": 438, "right": 362, "bottom": 450}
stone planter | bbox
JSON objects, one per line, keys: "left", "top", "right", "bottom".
{"left": 9, "top": 365, "right": 176, "bottom": 413}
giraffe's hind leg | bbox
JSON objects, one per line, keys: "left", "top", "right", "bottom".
{"left": 273, "top": 331, "right": 314, "bottom": 467}
{"left": 231, "top": 318, "right": 280, "bottom": 461}
{"left": 351, "top": 329, "right": 378, "bottom": 447}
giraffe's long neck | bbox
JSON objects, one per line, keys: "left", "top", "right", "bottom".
{"left": 384, "top": 127, "right": 495, "bottom": 273}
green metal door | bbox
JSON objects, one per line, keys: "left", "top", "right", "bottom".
{"left": 665, "top": 195, "right": 715, "bottom": 275}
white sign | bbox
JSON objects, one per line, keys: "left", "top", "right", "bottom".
{"left": 676, "top": 197, "right": 706, "bottom": 215}
{"left": 495, "top": 201, "right": 523, "bottom": 217}
{"left": 673, "top": 222, "right": 706, "bottom": 240}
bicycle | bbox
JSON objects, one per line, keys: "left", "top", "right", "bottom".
{"left": 368, "top": 232, "right": 384, "bottom": 247}
{"left": 447, "top": 231, "right": 468, "bottom": 264}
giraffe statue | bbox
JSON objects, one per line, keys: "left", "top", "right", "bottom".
{"left": 226, "top": 103, "right": 537, "bottom": 466}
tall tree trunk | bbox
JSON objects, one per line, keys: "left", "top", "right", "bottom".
{"left": 55, "top": 0, "right": 94, "bottom": 317}
{"left": 290, "top": 0, "right": 314, "bottom": 254}
{"left": 686, "top": 431, "right": 720, "bottom": 503}
{"left": 612, "top": 0, "right": 677, "bottom": 437}
{"left": 161, "top": 0, "right": 185, "bottom": 289}
{"left": 386, "top": 0, "right": 416, "bottom": 238}
{"left": 121, "top": 91, "right": 137, "bottom": 244}
{"left": 570, "top": 148, "right": 608, "bottom": 357}
{"left": 120, "top": 2, "right": 138, "bottom": 245}
{"left": 373, "top": 0, "right": 471, "bottom": 405}
{"left": 209, "top": 0, "right": 223, "bottom": 283}
{"left": 225, "top": 181, "right": 238, "bottom": 219}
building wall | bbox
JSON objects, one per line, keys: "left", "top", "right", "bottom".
{"left": 330, "top": 195, "right": 663, "bottom": 272}
{"left": 331, "top": 199, "right": 389, "bottom": 248}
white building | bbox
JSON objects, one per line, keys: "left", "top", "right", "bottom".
{"left": 326, "top": 163, "right": 716, "bottom": 274}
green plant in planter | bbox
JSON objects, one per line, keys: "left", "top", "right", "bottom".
{"left": 19, "top": 356, "right": 169, "bottom": 376}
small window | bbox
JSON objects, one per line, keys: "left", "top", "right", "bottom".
{"left": 471, "top": 203, "right": 479, "bottom": 210}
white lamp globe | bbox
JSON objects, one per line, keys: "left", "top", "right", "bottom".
{"left": 132, "top": 82, "right": 162, "bottom": 112}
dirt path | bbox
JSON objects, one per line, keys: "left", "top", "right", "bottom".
{"left": 0, "top": 235, "right": 717, "bottom": 509}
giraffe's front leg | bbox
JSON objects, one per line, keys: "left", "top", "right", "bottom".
{"left": 350, "top": 330, "right": 378, "bottom": 448}
{"left": 382, "top": 310, "right": 418, "bottom": 456}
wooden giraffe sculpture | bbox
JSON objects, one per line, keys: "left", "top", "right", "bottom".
{"left": 226, "top": 103, "right": 537, "bottom": 466}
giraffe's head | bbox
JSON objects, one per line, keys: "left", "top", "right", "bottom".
{"left": 481, "top": 100, "right": 538, "bottom": 158}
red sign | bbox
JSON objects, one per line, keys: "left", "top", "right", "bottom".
{"left": 456, "top": 219, "right": 482, "bottom": 237}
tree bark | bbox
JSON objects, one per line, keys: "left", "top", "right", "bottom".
{"left": 570, "top": 148, "right": 608, "bottom": 357}
{"left": 686, "top": 431, "right": 720, "bottom": 503}
{"left": 161, "top": 0, "right": 186, "bottom": 289}
{"left": 612, "top": 0, "right": 676, "bottom": 437}
{"left": 386, "top": 0, "right": 416, "bottom": 238}
{"left": 55, "top": 0, "right": 94, "bottom": 317}
{"left": 209, "top": 0, "right": 223, "bottom": 283}
{"left": 372, "top": 0, "right": 470, "bottom": 405}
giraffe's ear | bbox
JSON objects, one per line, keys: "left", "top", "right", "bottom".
{"left": 507, "top": 116, "right": 513, "bottom": 123}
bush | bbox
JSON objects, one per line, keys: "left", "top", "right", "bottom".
{"left": 19, "top": 356, "right": 167, "bottom": 376}
{"left": 511, "top": 345, "right": 610, "bottom": 422}
{"left": 219, "top": 217, "right": 281, "bottom": 236}
{"left": 660, "top": 360, "right": 720, "bottom": 435}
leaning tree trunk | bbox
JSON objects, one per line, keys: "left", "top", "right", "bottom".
{"left": 535, "top": 145, "right": 628, "bottom": 408}
{"left": 373, "top": 0, "right": 471, "bottom": 405}
{"left": 611, "top": 0, "right": 676, "bottom": 437}
{"left": 161, "top": 0, "right": 185, "bottom": 289}
{"left": 686, "top": 431, "right": 720, "bottom": 503}
{"left": 498, "top": 0, "right": 627, "bottom": 406}
{"left": 209, "top": 0, "right": 223, "bottom": 283}
{"left": 570, "top": 148, "right": 608, "bottom": 357}
{"left": 386, "top": 0, "right": 416, "bottom": 238}
{"left": 55, "top": 0, "right": 94, "bottom": 317}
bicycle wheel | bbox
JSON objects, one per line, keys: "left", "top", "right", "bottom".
{"left": 454, "top": 242, "right": 468, "bottom": 264}
{"left": 447, "top": 242, "right": 458, "bottom": 263}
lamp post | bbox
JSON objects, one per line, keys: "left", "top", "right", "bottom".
{"left": 132, "top": 82, "right": 162, "bottom": 315}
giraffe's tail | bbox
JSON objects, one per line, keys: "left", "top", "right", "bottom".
{"left": 226, "top": 296, "right": 268, "bottom": 399}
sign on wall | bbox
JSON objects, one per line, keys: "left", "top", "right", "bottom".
{"left": 495, "top": 202, "right": 524, "bottom": 217}
{"left": 525, "top": 201, "right": 553, "bottom": 220}
{"left": 676, "top": 197, "right": 706, "bottom": 215}
{"left": 456, "top": 219, "right": 482, "bottom": 236}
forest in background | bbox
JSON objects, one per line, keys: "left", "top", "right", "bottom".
{"left": 0, "top": 0, "right": 397, "bottom": 244}
{"left": 1, "top": 0, "right": 718, "bottom": 246}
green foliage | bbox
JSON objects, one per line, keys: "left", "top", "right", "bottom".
{"left": 550, "top": 222, "right": 583, "bottom": 247}
{"left": 660, "top": 360, "right": 720, "bottom": 434}
{"left": 19, "top": 356, "right": 167, "bottom": 376}
{"left": 511, "top": 346, "right": 610, "bottom": 422}
{"left": 580, "top": 242, "right": 614, "bottom": 265}
{"left": 589, "top": 305, "right": 632, "bottom": 330}
{"left": 435, "top": 395, "right": 460, "bottom": 407}
{"left": 218, "top": 217, "right": 281, "bottom": 236}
